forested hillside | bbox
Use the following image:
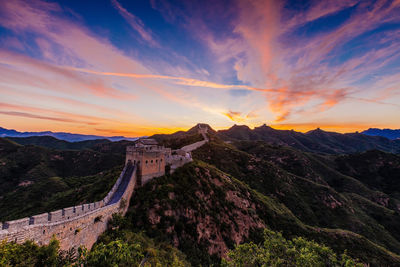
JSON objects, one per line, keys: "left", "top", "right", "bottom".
{"left": 218, "top": 124, "right": 400, "bottom": 154}
{"left": 0, "top": 138, "right": 125, "bottom": 221}
{"left": 1, "top": 125, "right": 400, "bottom": 266}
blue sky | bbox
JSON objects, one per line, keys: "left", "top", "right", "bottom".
{"left": 0, "top": 0, "right": 399, "bottom": 136}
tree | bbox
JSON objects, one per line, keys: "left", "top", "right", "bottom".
{"left": 0, "top": 238, "right": 60, "bottom": 267}
{"left": 222, "top": 229, "right": 363, "bottom": 267}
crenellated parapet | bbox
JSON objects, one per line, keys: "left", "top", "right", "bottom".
{"left": 0, "top": 133, "right": 209, "bottom": 250}
{"left": 0, "top": 162, "right": 136, "bottom": 250}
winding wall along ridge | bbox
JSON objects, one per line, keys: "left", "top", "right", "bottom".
{"left": 0, "top": 128, "right": 209, "bottom": 250}
{"left": 0, "top": 163, "right": 137, "bottom": 250}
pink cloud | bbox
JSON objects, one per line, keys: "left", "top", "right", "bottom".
{"left": 202, "top": 0, "right": 400, "bottom": 122}
{"left": 0, "top": 50, "right": 137, "bottom": 100}
{"left": 0, "top": 102, "right": 112, "bottom": 125}
{"left": 0, "top": 0, "right": 149, "bottom": 73}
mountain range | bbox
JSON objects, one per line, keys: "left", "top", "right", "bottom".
{"left": 2, "top": 125, "right": 400, "bottom": 151}
{"left": 1, "top": 123, "right": 400, "bottom": 265}
{"left": 0, "top": 127, "right": 138, "bottom": 142}
{"left": 219, "top": 124, "right": 400, "bottom": 154}
{"left": 362, "top": 128, "right": 400, "bottom": 140}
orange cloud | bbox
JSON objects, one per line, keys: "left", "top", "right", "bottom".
{"left": 0, "top": 51, "right": 137, "bottom": 100}
{"left": 0, "top": 111, "right": 99, "bottom": 125}
{"left": 202, "top": 0, "right": 400, "bottom": 123}
{"left": 0, "top": 102, "right": 115, "bottom": 125}
{"left": 222, "top": 110, "right": 258, "bottom": 123}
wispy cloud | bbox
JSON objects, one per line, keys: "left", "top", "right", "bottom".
{"left": 0, "top": 0, "right": 399, "bottom": 133}
{"left": 200, "top": 0, "right": 400, "bottom": 122}
{"left": 0, "top": 50, "right": 137, "bottom": 100}
{"left": 0, "top": 102, "right": 111, "bottom": 125}
{"left": 222, "top": 110, "right": 258, "bottom": 123}
{"left": 111, "top": 0, "right": 159, "bottom": 47}
{"left": 0, "top": 111, "right": 99, "bottom": 125}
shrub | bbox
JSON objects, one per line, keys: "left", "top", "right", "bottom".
{"left": 222, "top": 229, "right": 363, "bottom": 267}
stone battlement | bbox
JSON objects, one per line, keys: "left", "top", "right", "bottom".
{"left": 0, "top": 163, "right": 136, "bottom": 250}
{"left": 0, "top": 127, "right": 209, "bottom": 250}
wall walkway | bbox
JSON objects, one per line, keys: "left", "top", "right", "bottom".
{"left": 0, "top": 128, "right": 209, "bottom": 251}
{"left": 0, "top": 163, "right": 137, "bottom": 250}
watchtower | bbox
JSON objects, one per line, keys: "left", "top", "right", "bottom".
{"left": 126, "top": 139, "right": 171, "bottom": 185}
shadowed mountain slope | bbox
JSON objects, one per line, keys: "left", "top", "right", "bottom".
{"left": 151, "top": 123, "right": 216, "bottom": 149}
{"left": 7, "top": 136, "right": 111, "bottom": 150}
{"left": 0, "top": 138, "right": 125, "bottom": 221}
{"left": 192, "top": 141, "right": 400, "bottom": 256}
{"left": 362, "top": 128, "right": 400, "bottom": 140}
{"left": 125, "top": 161, "right": 400, "bottom": 266}
{"left": 2, "top": 124, "right": 400, "bottom": 266}
{"left": 218, "top": 124, "right": 400, "bottom": 154}
{"left": 0, "top": 126, "right": 138, "bottom": 142}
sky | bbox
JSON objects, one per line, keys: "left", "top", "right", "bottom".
{"left": 0, "top": 0, "right": 400, "bottom": 136}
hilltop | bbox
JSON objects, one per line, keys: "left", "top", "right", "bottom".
{"left": 1, "top": 124, "right": 400, "bottom": 266}
{"left": 362, "top": 128, "right": 400, "bottom": 140}
{"left": 125, "top": 160, "right": 400, "bottom": 266}
{"left": 218, "top": 124, "right": 400, "bottom": 154}
{"left": 0, "top": 138, "right": 126, "bottom": 221}
{"left": 0, "top": 126, "right": 138, "bottom": 142}
{"left": 3, "top": 124, "right": 400, "bottom": 154}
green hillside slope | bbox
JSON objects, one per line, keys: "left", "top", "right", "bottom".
{"left": 124, "top": 161, "right": 400, "bottom": 266}
{"left": 0, "top": 138, "right": 125, "bottom": 221}
{"left": 192, "top": 141, "right": 400, "bottom": 258}
{"left": 218, "top": 124, "right": 400, "bottom": 154}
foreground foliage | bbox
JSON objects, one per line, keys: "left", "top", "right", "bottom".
{"left": 222, "top": 229, "right": 362, "bottom": 267}
{"left": 0, "top": 229, "right": 189, "bottom": 267}
{"left": 0, "top": 229, "right": 363, "bottom": 267}
{"left": 0, "top": 239, "right": 61, "bottom": 266}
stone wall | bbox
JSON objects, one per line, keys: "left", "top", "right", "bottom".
{"left": 167, "top": 153, "right": 193, "bottom": 173}
{"left": 125, "top": 146, "right": 166, "bottom": 185}
{"left": 0, "top": 131, "right": 209, "bottom": 251}
{"left": 139, "top": 152, "right": 165, "bottom": 182}
{"left": 0, "top": 164, "right": 137, "bottom": 250}
{"left": 180, "top": 140, "right": 208, "bottom": 153}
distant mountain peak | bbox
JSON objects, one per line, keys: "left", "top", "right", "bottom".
{"left": 306, "top": 128, "right": 324, "bottom": 134}
{"left": 0, "top": 126, "right": 138, "bottom": 142}
{"left": 188, "top": 123, "right": 215, "bottom": 134}
{"left": 231, "top": 124, "right": 251, "bottom": 130}
{"left": 362, "top": 128, "right": 400, "bottom": 140}
{"left": 255, "top": 124, "right": 274, "bottom": 131}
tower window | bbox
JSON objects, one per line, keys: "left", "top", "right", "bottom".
{"left": 156, "top": 159, "right": 158, "bottom": 163}
{"left": 146, "top": 160, "right": 148, "bottom": 164}
{"left": 151, "top": 160, "right": 153, "bottom": 163}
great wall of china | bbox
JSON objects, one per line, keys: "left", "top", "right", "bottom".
{"left": 0, "top": 125, "right": 208, "bottom": 250}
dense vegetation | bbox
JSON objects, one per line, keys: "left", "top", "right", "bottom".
{"left": 151, "top": 131, "right": 204, "bottom": 149}
{"left": 0, "top": 138, "right": 125, "bottom": 221}
{"left": 2, "top": 124, "right": 400, "bottom": 266}
{"left": 223, "top": 229, "right": 362, "bottom": 267}
{"left": 123, "top": 160, "right": 400, "bottom": 265}
{"left": 6, "top": 136, "right": 111, "bottom": 151}
{"left": 0, "top": 226, "right": 362, "bottom": 267}
{"left": 193, "top": 141, "right": 400, "bottom": 260}
{"left": 0, "top": 225, "right": 189, "bottom": 266}
{"left": 218, "top": 124, "right": 400, "bottom": 154}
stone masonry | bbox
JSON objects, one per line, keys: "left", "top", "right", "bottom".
{"left": 0, "top": 163, "right": 137, "bottom": 250}
{"left": 0, "top": 126, "right": 208, "bottom": 250}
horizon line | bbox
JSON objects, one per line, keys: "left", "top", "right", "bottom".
{"left": 1, "top": 123, "right": 395, "bottom": 140}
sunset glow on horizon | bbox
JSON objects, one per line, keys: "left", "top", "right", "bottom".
{"left": 1, "top": 0, "right": 400, "bottom": 136}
